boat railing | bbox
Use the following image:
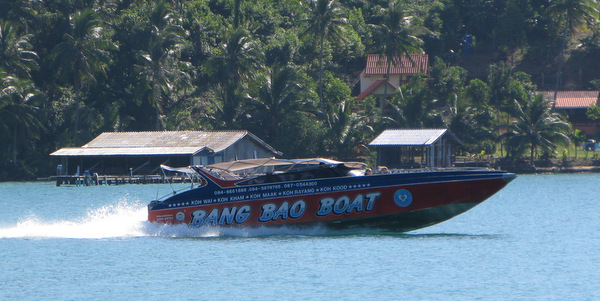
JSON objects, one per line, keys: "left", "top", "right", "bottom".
{"left": 154, "top": 165, "right": 207, "bottom": 201}
{"left": 387, "top": 166, "right": 496, "bottom": 174}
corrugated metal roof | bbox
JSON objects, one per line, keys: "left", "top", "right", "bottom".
{"left": 365, "top": 54, "right": 428, "bottom": 75}
{"left": 369, "top": 129, "right": 462, "bottom": 146}
{"left": 539, "top": 91, "right": 600, "bottom": 108}
{"left": 50, "top": 147, "right": 206, "bottom": 156}
{"left": 50, "top": 130, "right": 280, "bottom": 157}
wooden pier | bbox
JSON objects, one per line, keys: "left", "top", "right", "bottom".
{"left": 53, "top": 174, "right": 192, "bottom": 186}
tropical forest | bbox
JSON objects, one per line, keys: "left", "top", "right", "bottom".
{"left": 1, "top": 0, "right": 600, "bottom": 180}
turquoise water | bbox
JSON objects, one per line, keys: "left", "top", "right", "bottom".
{"left": 1, "top": 174, "right": 598, "bottom": 300}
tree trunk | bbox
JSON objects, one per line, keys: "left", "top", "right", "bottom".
{"left": 153, "top": 73, "right": 161, "bottom": 131}
{"left": 319, "top": 33, "right": 324, "bottom": 104}
{"left": 554, "top": 28, "right": 568, "bottom": 97}
{"left": 383, "top": 58, "right": 390, "bottom": 110}
{"left": 12, "top": 125, "right": 18, "bottom": 166}
{"left": 73, "top": 95, "right": 81, "bottom": 145}
{"left": 530, "top": 144, "right": 535, "bottom": 168}
{"left": 73, "top": 59, "right": 83, "bottom": 146}
{"left": 233, "top": 0, "right": 242, "bottom": 29}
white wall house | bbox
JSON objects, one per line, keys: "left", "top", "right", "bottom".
{"left": 356, "top": 54, "right": 429, "bottom": 102}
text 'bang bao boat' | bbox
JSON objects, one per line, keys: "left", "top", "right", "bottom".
{"left": 148, "top": 158, "right": 515, "bottom": 232}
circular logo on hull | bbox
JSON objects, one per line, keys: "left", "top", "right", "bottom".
{"left": 394, "top": 189, "right": 413, "bottom": 207}
{"left": 176, "top": 212, "right": 185, "bottom": 222}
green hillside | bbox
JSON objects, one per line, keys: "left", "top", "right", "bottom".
{"left": 1, "top": 0, "right": 598, "bottom": 179}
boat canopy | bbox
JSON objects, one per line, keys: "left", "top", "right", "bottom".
{"left": 160, "top": 164, "right": 195, "bottom": 174}
{"left": 203, "top": 158, "right": 366, "bottom": 173}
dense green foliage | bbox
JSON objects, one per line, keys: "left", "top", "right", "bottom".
{"left": 1, "top": 0, "right": 598, "bottom": 179}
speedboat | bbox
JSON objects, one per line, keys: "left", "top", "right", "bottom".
{"left": 147, "top": 158, "right": 516, "bottom": 232}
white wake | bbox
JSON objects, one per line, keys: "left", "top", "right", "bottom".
{"left": 0, "top": 202, "right": 333, "bottom": 239}
{"left": 0, "top": 202, "right": 148, "bottom": 239}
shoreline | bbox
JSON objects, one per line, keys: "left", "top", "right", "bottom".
{"left": 4, "top": 163, "right": 600, "bottom": 183}
{"left": 506, "top": 165, "right": 600, "bottom": 174}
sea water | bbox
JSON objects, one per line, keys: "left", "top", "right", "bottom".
{"left": 0, "top": 174, "right": 598, "bottom": 300}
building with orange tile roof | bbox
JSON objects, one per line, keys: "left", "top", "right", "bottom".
{"left": 540, "top": 91, "right": 600, "bottom": 136}
{"left": 356, "top": 54, "right": 428, "bottom": 102}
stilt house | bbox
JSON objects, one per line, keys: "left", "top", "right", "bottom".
{"left": 50, "top": 130, "right": 281, "bottom": 176}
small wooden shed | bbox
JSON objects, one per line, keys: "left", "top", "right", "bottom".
{"left": 369, "top": 129, "right": 463, "bottom": 169}
{"left": 50, "top": 130, "right": 281, "bottom": 176}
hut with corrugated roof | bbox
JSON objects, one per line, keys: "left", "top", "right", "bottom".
{"left": 369, "top": 129, "right": 463, "bottom": 169}
{"left": 50, "top": 130, "right": 281, "bottom": 176}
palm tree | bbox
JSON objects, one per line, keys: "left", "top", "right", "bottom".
{"left": 327, "top": 98, "right": 372, "bottom": 159}
{"left": 369, "top": 0, "right": 423, "bottom": 108}
{"left": 427, "top": 57, "right": 467, "bottom": 119}
{"left": 208, "top": 28, "right": 262, "bottom": 127}
{"left": 213, "top": 28, "right": 262, "bottom": 90}
{"left": 546, "top": 0, "right": 600, "bottom": 94}
{"left": 382, "top": 74, "right": 442, "bottom": 128}
{"left": 135, "top": 1, "right": 190, "bottom": 130}
{"left": 451, "top": 78, "right": 498, "bottom": 155}
{"left": 450, "top": 106, "right": 498, "bottom": 155}
{"left": 503, "top": 94, "right": 571, "bottom": 167}
{"left": 0, "top": 73, "right": 44, "bottom": 167}
{"left": 248, "top": 64, "right": 315, "bottom": 142}
{"left": 0, "top": 0, "right": 38, "bottom": 32}
{"left": 0, "top": 20, "right": 38, "bottom": 79}
{"left": 50, "top": 9, "right": 114, "bottom": 144}
{"left": 301, "top": 0, "right": 346, "bottom": 103}
{"left": 487, "top": 63, "right": 538, "bottom": 156}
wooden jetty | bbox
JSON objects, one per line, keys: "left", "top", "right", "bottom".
{"left": 53, "top": 174, "right": 192, "bottom": 186}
